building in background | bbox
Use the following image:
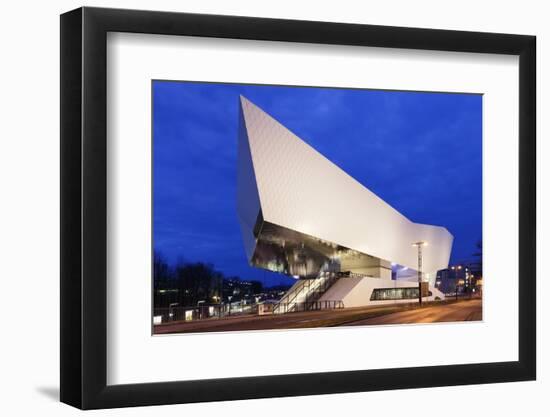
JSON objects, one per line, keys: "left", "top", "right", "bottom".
{"left": 436, "top": 264, "right": 482, "bottom": 296}
{"left": 237, "top": 96, "right": 453, "bottom": 312}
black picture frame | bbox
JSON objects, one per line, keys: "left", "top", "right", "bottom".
{"left": 60, "top": 6, "right": 536, "bottom": 410}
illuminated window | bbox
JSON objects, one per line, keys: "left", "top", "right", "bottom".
{"left": 370, "top": 287, "right": 432, "bottom": 301}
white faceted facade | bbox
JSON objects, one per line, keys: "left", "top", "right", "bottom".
{"left": 237, "top": 95, "right": 452, "bottom": 305}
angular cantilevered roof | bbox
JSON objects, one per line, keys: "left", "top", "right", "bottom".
{"left": 236, "top": 95, "right": 453, "bottom": 280}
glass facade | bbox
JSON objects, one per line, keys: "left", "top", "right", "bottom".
{"left": 251, "top": 219, "right": 387, "bottom": 279}
{"left": 370, "top": 287, "right": 432, "bottom": 301}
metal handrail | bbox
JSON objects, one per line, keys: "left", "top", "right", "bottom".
{"left": 273, "top": 300, "right": 344, "bottom": 313}
{"left": 274, "top": 277, "right": 318, "bottom": 314}
{"left": 273, "top": 272, "right": 341, "bottom": 314}
{"left": 303, "top": 273, "right": 339, "bottom": 304}
{"left": 275, "top": 278, "right": 310, "bottom": 308}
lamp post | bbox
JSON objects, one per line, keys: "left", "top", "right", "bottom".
{"left": 412, "top": 241, "right": 427, "bottom": 305}
{"left": 451, "top": 265, "right": 462, "bottom": 300}
{"left": 168, "top": 302, "right": 178, "bottom": 322}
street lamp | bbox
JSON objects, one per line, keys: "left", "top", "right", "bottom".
{"left": 197, "top": 300, "right": 206, "bottom": 319}
{"left": 451, "top": 265, "right": 462, "bottom": 300}
{"left": 412, "top": 241, "right": 427, "bottom": 305}
{"left": 168, "top": 302, "right": 178, "bottom": 321}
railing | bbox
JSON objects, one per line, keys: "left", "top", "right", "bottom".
{"left": 303, "top": 273, "right": 340, "bottom": 304}
{"left": 153, "top": 303, "right": 256, "bottom": 324}
{"left": 272, "top": 300, "right": 344, "bottom": 314}
{"left": 276, "top": 278, "right": 311, "bottom": 307}
{"left": 273, "top": 272, "right": 342, "bottom": 314}
{"left": 273, "top": 279, "right": 313, "bottom": 314}
{"left": 336, "top": 271, "right": 372, "bottom": 279}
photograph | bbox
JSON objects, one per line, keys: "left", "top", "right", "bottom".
{"left": 1, "top": 1, "right": 541, "bottom": 414}
{"left": 151, "top": 81, "right": 483, "bottom": 335}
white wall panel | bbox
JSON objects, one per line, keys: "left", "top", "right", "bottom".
{"left": 239, "top": 96, "right": 453, "bottom": 276}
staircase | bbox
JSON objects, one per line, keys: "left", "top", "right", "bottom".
{"left": 273, "top": 272, "right": 342, "bottom": 314}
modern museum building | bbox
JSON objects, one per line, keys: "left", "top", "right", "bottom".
{"left": 237, "top": 96, "right": 453, "bottom": 313}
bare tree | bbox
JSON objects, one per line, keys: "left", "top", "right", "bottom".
{"left": 472, "top": 240, "right": 482, "bottom": 268}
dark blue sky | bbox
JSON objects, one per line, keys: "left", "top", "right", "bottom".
{"left": 153, "top": 81, "right": 482, "bottom": 286}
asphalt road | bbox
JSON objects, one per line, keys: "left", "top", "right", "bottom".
{"left": 154, "top": 298, "right": 482, "bottom": 334}
{"left": 346, "top": 298, "right": 482, "bottom": 326}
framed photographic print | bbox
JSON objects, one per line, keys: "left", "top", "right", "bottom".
{"left": 60, "top": 6, "right": 536, "bottom": 409}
